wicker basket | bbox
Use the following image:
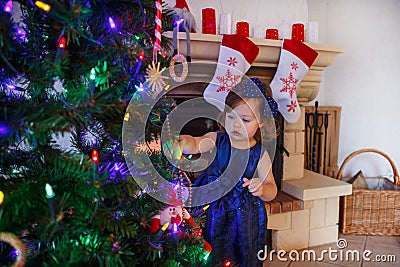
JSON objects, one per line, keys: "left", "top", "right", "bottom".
{"left": 336, "top": 148, "right": 400, "bottom": 235}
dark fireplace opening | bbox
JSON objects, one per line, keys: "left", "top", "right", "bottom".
{"left": 272, "top": 113, "right": 284, "bottom": 190}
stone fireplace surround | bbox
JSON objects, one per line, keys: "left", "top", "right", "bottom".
{"left": 164, "top": 32, "right": 352, "bottom": 251}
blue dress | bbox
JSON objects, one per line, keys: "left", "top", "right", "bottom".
{"left": 192, "top": 132, "right": 267, "bottom": 267}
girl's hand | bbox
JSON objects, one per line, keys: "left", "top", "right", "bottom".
{"left": 242, "top": 178, "right": 264, "bottom": 197}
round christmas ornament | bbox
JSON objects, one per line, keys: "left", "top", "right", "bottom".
{"left": 0, "top": 232, "right": 26, "bottom": 267}
{"left": 168, "top": 0, "right": 193, "bottom": 86}
{"left": 169, "top": 12, "right": 192, "bottom": 83}
{"left": 169, "top": 54, "right": 188, "bottom": 82}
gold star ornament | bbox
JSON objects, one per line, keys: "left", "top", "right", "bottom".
{"left": 145, "top": 61, "right": 169, "bottom": 97}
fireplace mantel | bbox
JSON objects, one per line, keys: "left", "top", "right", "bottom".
{"left": 164, "top": 32, "right": 344, "bottom": 103}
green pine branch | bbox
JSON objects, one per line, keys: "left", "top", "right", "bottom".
{"left": 0, "top": 0, "right": 216, "bottom": 266}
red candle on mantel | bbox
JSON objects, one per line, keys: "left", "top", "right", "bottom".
{"left": 266, "top": 28, "right": 279, "bottom": 40}
{"left": 292, "top": 23, "right": 305, "bottom": 42}
{"left": 236, "top": 21, "right": 249, "bottom": 37}
{"left": 202, "top": 8, "right": 216, "bottom": 34}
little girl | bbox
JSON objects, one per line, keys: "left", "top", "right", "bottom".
{"left": 171, "top": 78, "right": 278, "bottom": 266}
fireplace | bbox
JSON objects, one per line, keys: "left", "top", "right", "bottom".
{"left": 163, "top": 32, "right": 352, "bottom": 251}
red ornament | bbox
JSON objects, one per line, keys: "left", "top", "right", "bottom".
{"left": 91, "top": 149, "right": 99, "bottom": 163}
{"left": 58, "top": 37, "right": 66, "bottom": 49}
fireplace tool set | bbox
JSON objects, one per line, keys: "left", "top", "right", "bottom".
{"left": 305, "top": 101, "right": 331, "bottom": 175}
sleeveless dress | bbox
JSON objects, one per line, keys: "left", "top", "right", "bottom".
{"left": 192, "top": 132, "right": 267, "bottom": 267}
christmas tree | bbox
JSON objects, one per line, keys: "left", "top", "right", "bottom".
{"left": 0, "top": 1, "right": 212, "bottom": 266}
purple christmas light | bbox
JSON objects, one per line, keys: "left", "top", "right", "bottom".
{"left": 15, "top": 28, "right": 26, "bottom": 41}
{"left": 0, "top": 122, "right": 10, "bottom": 137}
{"left": 176, "top": 18, "right": 184, "bottom": 27}
{"left": 4, "top": 1, "right": 12, "bottom": 13}
{"left": 6, "top": 84, "right": 16, "bottom": 90}
{"left": 114, "top": 163, "right": 120, "bottom": 171}
{"left": 108, "top": 17, "right": 116, "bottom": 29}
{"left": 10, "top": 248, "right": 20, "bottom": 259}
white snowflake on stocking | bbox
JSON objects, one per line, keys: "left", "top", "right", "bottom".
{"left": 279, "top": 72, "right": 298, "bottom": 98}
{"left": 216, "top": 69, "right": 241, "bottom": 93}
{"left": 286, "top": 100, "right": 297, "bottom": 112}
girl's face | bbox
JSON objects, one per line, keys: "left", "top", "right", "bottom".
{"left": 224, "top": 98, "right": 262, "bottom": 144}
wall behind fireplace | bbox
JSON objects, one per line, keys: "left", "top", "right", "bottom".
{"left": 308, "top": 0, "right": 400, "bottom": 180}
{"left": 167, "top": 0, "right": 400, "bottom": 180}
{"left": 166, "top": 0, "right": 308, "bottom": 34}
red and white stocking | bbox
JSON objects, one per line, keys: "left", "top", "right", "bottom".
{"left": 270, "top": 39, "right": 318, "bottom": 123}
{"left": 203, "top": 34, "right": 259, "bottom": 111}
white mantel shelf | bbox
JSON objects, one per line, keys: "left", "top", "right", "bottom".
{"left": 282, "top": 170, "right": 352, "bottom": 201}
{"left": 164, "top": 32, "right": 344, "bottom": 103}
{"left": 165, "top": 32, "right": 344, "bottom": 69}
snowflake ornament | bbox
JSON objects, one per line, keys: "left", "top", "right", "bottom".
{"left": 145, "top": 61, "right": 169, "bottom": 97}
{"left": 279, "top": 72, "right": 298, "bottom": 98}
{"left": 216, "top": 69, "right": 241, "bottom": 93}
{"left": 286, "top": 100, "right": 297, "bottom": 112}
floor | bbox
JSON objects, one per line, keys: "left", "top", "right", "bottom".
{"left": 263, "top": 233, "right": 400, "bottom": 267}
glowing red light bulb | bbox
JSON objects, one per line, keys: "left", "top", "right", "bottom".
{"left": 58, "top": 36, "right": 66, "bottom": 49}
{"left": 92, "top": 149, "right": 99, "bottom": 163}
{"left": 138, "top": 50, "right": 144, "bottom": 61}
{"left": 224, "top": 260, "right": 232, "bottom": 267}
